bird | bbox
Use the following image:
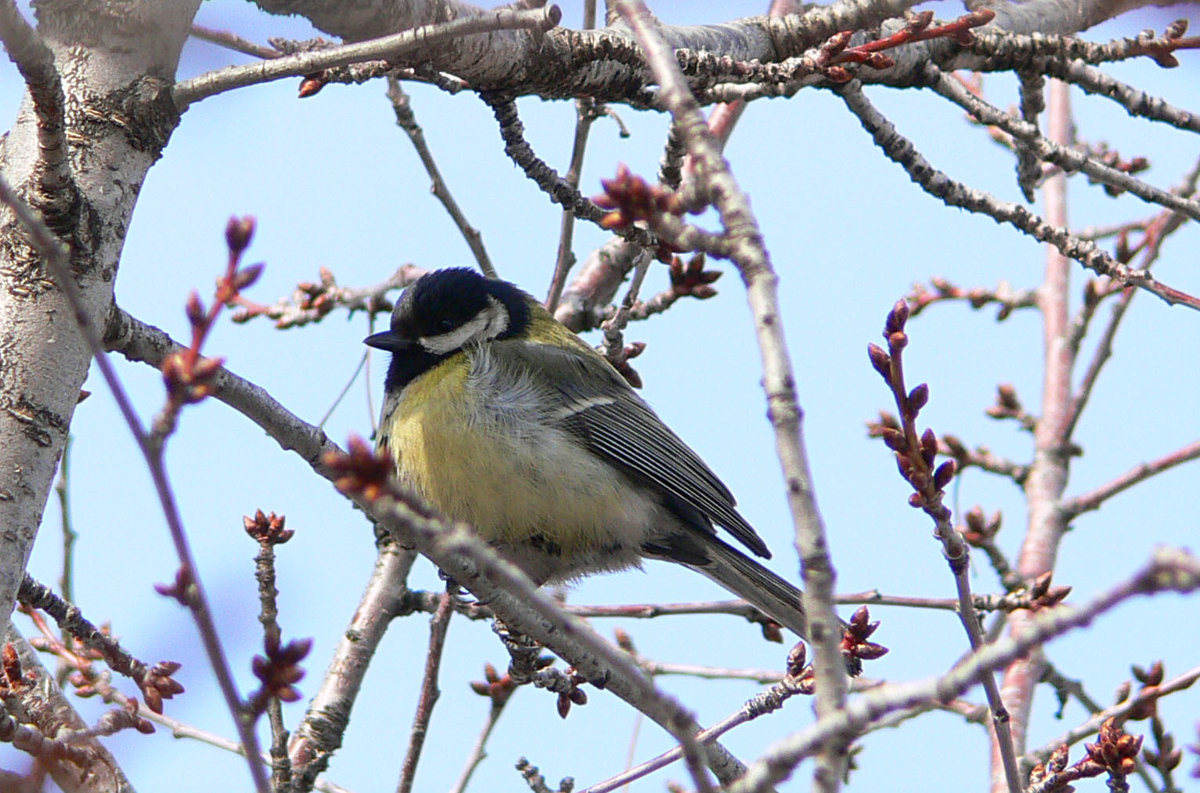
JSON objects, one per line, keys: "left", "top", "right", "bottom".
{"left": 364, "top": 267, "right": 843, "bottom": 645}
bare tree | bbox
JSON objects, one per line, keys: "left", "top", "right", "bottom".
{"left": 0, "top": 1, "right": 1197, "bottom": 792}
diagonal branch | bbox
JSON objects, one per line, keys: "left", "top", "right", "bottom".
{"left": 386, "top": 78, "right": 495, "bottom": 278}
{"left": 725, "top": 547, "right": 1200, "bottom": 793}
{"left": 1062, "top": 439, "right": 1200, "bottom": 518}
{"left": 104, "top": 309, "right": 760, "bottom": 790}
{"left": 613, "top": 3, "right": 856, "bottom": 792}
{"left": 926, "top": 64, "right": 1200, "bottom": 222}
{"left": 836, "top": 82, "right": 1200, "bottom": 311}
{"left": 0, "top": 178, "right": 268, "bottom": 793}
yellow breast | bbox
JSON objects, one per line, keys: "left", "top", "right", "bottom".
{"left": 380, "top": 355, "right": 654, "bottom": 557}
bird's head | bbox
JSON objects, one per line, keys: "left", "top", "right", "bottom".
{"left": 365, "top": 268, "right": 531, "bottom": 357}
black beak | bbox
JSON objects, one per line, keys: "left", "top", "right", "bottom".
{"left": 364, "top": 330, "right": 415, "bottom": 352}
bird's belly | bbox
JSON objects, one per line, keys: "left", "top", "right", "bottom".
{"left": 381, "top": 365, "right": 658, "bottom": 578}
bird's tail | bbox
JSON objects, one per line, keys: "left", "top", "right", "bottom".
{"left": 684, "top": 536, "right": 849, "bottom": 643}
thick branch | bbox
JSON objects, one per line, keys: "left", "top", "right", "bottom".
{"left": 105, "top": 310, "right": 756, "bottom": 789}
{"left": 0, "top": 1, "right": 74, "bottom": 227}
{"left": 173, "top": 6, "right": 562, "bottom": 109}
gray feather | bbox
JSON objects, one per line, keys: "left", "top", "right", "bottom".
{"left": 679, "top": 536, "right": 811, "bottom": 637}
{"left": 487, "top": 340, "right": 770, "bottom": 557}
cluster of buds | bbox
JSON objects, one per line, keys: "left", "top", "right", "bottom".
{"left": 1014, "top": 571, "right": 1072, "bottom": 612}
{"left": 868, "top": 301, "right": 957, "bottom": 513}
{"left": 324, "top": 436, "right": 395, "bottom": 502}
{"left": 160, "top": 349, "right": 224, "bottom": 407}
{"left": 817, "top": 9, "right": 996, "bottom": 82}
{"left": 594, "top": 165, "right": 686, "bottom": 262}
{"left": 135, "top": 661, "right": 185, "bottom": 715}
{"left": 960, "top": 505, "right": 1002, "bottom": 546}
{"left": 248, "top": 635, "right": 313, "bottom": 714}
{"left": 1131, "top": 18, "right": 1196, "bottom": 69}
{"left": 469, "top": 662, "right": 518, "bottom": 708}
{"left": 1119, "top": 661, "right": 1166, "bottom": 721}
{"left": 243, "top": 509, "right": 294, "bottom": 546}
{"left": 1113, "top": 661, "right": 1185, "bottom": 783}
{"left": 555, "top": 667, "right": 590, "bottom": 719}
{"left": 20, "top": 592, "right": 184, "bottom": 718}
{"left": 596, "top": 164, "right": 683, "bottom": 231}
{"left": 778, "top": 608, "right": 886, "bottom": 686}
{"left": 160, "top": 216, "right": 263, "bottom": 414}
{"left": 1029, "top": 719, "right": 1145, "bottom": 791}
{"left": 231, "top": 266, "right": 357, "bottom": 329}
{"left": 1143, "top": 719, "right": 1184, "bottom": 780}
{"left": 668, "top": 253, "right": 721, "bottom": 300}
{"left": 1086, "top": 718, "right": 1144, "bottom": 778}
{"left": 607, "top": 340, "right": 646, "bottom": 389}
{"left": 840, "top": 606, "right": 888, "bottom": 676}
{"left": 985, "top": 383, "right": 1027, "bottom": 425}
{"left": 785, "top": 642, "right": 816, "bottom": 693}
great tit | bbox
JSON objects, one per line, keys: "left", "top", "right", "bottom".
{"left": 365, "top": 267, "right": 836, "bottom": 642}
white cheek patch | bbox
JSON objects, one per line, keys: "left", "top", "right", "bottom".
{"left": 419, "top": 296, "right": 509, "bottom": 355}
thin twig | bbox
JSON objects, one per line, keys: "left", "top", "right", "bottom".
{"left": 318, "top": 350, "right": 369, "bottom": 431}
{"left": 54, "top": 438, "right": 76, "bottom": 614}
{"left": 386, "top": 77, "right": 495, "bottom": 278}
{"left": 0, "top": 177, "right": 269, "bottom": 793}
{"left": 726, "top": 548, "right": 1200, "bottom": 793}
{"left": 1064, "top": 157, "right": 1200, "bottom": 440}
{"left": 396, "top": 590, "right": 455, "bottom": 793}
{"left": 189, "top": 23, "right": 281, "bottom": 59}
{"left": 599, "top": 252, "right": 652, "bottom": 375}
{"left": 246, "top": 511, "right": 294, "bottom": 790}
{"left": 547, "top": 0, "right": 601, "bottom": 312}
{"left": 231, "top": 264, "right": 422, "bottom": 328}
{"left": 927, "top": 64, "right": 1200, "bottom": 222}
{"left": 289, "top": 543, "right": 417, "bottom": 789}
{"left": 19, "top": 574, "right": 183, "bottom": 714}
{"left": 1034, "top": 660, "right": 1166, "bottom": 793}
{"left": 868, "top": 303, "right": 1021, "bottom": 793}
{"left": 482, "top": 93, "right": 650, "bottom": 244}
{"left": 448, "top": 685, "right": 516, "bottom": 793}
{"left": 1025, "top": 665, "right": 1200, "bottom": 768}
{"left": 580, "top": 671, "right": 817, "bottom": 793}
{"left": 1062, "top": 439, "right": 1200, "bottom": 517}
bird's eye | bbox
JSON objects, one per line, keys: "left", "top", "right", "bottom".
{"left": 435, "top": 318, "right": 455, "bottom": 333}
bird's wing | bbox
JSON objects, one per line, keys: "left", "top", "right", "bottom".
{"left": 490, "top": 339, "right": 770, "bottom": 558}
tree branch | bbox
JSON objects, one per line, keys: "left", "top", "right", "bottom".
{"left": 1062, "top": 439, "right": 1200, "bottom": 517}
{"left": 836, "top": 81, "right": 1200, "bottom": 311}
{"left": 614, "top": 2, "right": 854, "bottom": 790}
{"left": 0, "top": 0, "right": 74, "bottom": 228}
{"left": 172, "top": 5, "right": 562, "bottom": 110}
{"left": 725, "top": 547, "right": 1200, "bottom": 793}
{"left": 105, "top": 310, "right": 759, "bottom": 789}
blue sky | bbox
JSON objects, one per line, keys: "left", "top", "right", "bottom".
{"left": 2, "top": 1, "right": 1198, "bottom": 791}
